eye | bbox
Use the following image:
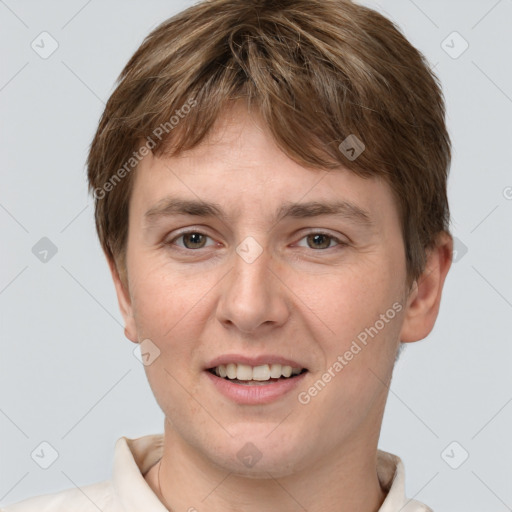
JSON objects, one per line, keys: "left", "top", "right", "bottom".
{"left": 165, "top": 230, "right": 345, "bottom": 252}
{"left": 168, "top": 231, "right": 216, "bottom": 250}
{"left": 295, "top": 232, "right": 346, "bottom": 250}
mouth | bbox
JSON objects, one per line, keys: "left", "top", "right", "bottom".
{"left": 207, "top": 363, "right": 308, "bottom": 386}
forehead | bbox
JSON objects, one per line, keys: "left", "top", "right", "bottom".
{"left": 130, "top": 104, "right": 400, "bottom": 232}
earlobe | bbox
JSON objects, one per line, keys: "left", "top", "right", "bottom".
{"left": 107, "top": 257, "right": 139, "bottom": 344}
{"left": 400, "top": 232, "right": 453, "bottom": 343}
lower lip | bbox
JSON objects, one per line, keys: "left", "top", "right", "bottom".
{"left": 204, "top": 370, "right": 308, "bottom": 405}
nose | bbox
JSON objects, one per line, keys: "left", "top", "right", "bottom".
{"left": 216, "top": 241, "right": 290, "bottom": 335}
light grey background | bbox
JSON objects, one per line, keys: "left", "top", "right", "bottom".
{"left": 1, "top": 0, "right": 511, "bottom": 510}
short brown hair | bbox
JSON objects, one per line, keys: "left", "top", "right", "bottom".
{"left": 87, "top": 0, "right": 451, "bottom": 289}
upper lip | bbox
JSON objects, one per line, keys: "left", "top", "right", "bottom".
{"left": 205, "top": 354, "right": 307, "bottom": 370}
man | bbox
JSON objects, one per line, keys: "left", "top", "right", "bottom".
{"left": 3, "top": 0, "right": 452, "bottom": 510}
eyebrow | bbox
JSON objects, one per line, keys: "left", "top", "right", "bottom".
{"left": 144, "top": 196, "right": 374, "bottom": 228}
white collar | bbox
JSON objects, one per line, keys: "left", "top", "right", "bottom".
{"left": 112, "top": 434, "right": 431, "bottom": 512}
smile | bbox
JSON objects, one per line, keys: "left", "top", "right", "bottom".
{"left": 208, "top": 363, "right": 306, "bottom": 383}
{"left": 205, "top": 364, "right": 309, "bottom": 405}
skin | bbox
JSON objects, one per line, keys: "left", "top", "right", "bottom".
{"left": 109, "top": 101, "right": 452, "bottom": 512}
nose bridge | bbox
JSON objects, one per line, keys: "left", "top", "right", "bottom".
{"left": 217, "top": 236, "right": 288, "bottom": 333}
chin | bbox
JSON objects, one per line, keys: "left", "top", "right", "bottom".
{"left": 206, "top": 431, "right": 309, "bottom": 478}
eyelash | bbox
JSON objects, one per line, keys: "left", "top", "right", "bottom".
{"left": 165, "top": 230, "right": 347, "bottom": 252}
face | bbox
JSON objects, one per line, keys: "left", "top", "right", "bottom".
{"left": 112, "top": 103, "right": 433, "bottom": 478}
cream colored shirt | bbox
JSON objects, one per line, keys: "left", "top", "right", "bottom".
{"left": 2, "top": 434, "right": 432, "bottom": 511}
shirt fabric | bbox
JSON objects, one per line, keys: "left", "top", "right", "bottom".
{"left": 2, "top": 434, "right": 432, "bottom": 512}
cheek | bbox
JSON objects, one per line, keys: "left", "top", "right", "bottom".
{"left": 128, "top": 252, "right": 211, "bottom": 340}
{"left": 302, "top": 259, "right": 405, "bottom": 412}
{"left": 305, "top": 263, "right": 402, "bottom": 349}
{"left": 133, "top": 269, "right": 209, "bottom": 417}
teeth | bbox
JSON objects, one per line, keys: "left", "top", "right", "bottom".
{"left": 281, "top": 365, "right": 292, "bottom": 378}
{"left": 270, "top": 363, "right": 282, "bottom": 378}
{"left": 252, "top": 364, "right": 270, "bottom": 381}
{"left": 236, "top": 364, "right": 253, "bottom": 380}
{"left": 213, "top": 363, "right": 304, "bottom": 381}
{"left": 226, "top": 363, "right": 237, "bottom": 379}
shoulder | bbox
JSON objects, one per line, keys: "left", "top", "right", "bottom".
{"left": 376, "top": 449, "right": 434, "bottom": 512}
{"left": 397, "top": 498, "right": 433, "bottom": 511}
{"left": 1, "top": 480, "right": 118, "bottom": 512}
{"left": 403, "top": 499, "right": 433, "bottom": 511}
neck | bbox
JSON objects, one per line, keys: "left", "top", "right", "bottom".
{"left": 146, "top": 421, "right": 387, "bottom": 512}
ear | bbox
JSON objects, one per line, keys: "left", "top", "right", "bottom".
{"left": 400, "top": 231, "right": 453, "bottom": 343}
{"left": 107, "top": 256, "right": 139, "bottom": 344}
